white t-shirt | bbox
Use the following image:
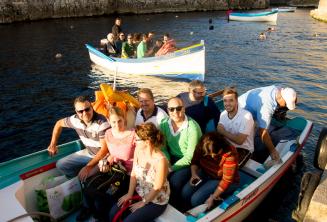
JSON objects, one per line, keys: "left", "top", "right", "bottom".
{"left": 219, "top": 107, "right": 255, "bottom": 153}
{"left": 135, "top": 106, "right": 168, "bottom": 128}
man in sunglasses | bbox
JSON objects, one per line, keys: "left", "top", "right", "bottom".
{"left": 159, "top": 97, "right": 202, "bottom": 208}
{"left": 47, "top": 96, "right": 110, "bottom": 180}
{"left": 177, "top": 80, "right": 220, "bottom": 134}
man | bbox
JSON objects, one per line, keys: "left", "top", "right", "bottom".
{"left": 48, "top": 96, "right": 110, "bottom": 180}
{"left": 218, "top": 87, "right": 255, "bottom": 153}
{"left": 115, "top": 32, "right": 126, "bottom": 56}
{"left": 111, "top": 17, "right": 122, "bottom": 40}
{"left": 137, "top": 34, "right": 149, "bottom": 58}
{"left": 105, "top": 33, "right": 118, "bottom": 57}
{"left": 155, "top": 33, "right": 177, "bottom": 56}
{"left": 238, "top": 85, "right": 297, "bottom": 163}
{"left": 177, "top": 80, "right": 220, "bottom": 134}
{"left": 134, "top": 88, "right": 167, "bottom": 128}
{"left": 159, "top": 97, "right": 202, "bottom": 208}
{"left": 121, "top": 33, "right": 136, "bottom": 58}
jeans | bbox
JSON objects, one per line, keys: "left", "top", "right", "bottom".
{"left": 109, "top": 202, "right": 167, "bottom": 222}
{"left": 181, "top": 169, "right": 239, "bottom": 207}
{"left": 56, "top": 149, "right": 92, "bottom": 178}
{"left": 168, "top": 167, "right": 191, "bottom": 208}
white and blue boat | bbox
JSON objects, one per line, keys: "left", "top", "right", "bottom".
{"left": 0, "top": 90, "right": 313, "bottom": 222}
{"left": 229, "top": 10, "right": 278, "bottom": 22}
{"left": 273, "top": 7, "right": 296, "bottom": 12}
{"left": 85, "top": 41, "right": 205, "bottom": 81}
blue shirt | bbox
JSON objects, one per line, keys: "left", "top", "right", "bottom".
{"left": 238, "top": 85, "right": 278, "bottom": 129}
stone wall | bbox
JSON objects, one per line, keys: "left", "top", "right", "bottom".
{"left": 0, "top": 0, "right": 269, "bottom": 23}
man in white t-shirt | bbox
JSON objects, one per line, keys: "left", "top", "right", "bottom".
{"left": 217, "top": 87, "right": 255, "bottom": 153}
{"left": 134, "top": 88, "right": 168, "bottom": 128}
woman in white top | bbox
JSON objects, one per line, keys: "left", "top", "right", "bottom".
{"left": 109, "top": 122, "right": 170, "bottom": 222}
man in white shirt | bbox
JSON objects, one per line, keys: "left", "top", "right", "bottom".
{"left": 218, "top": 87, "right": 255, "bottom": 153}
{"left": 134, "top": 88, "right": 168, "bottom": 128}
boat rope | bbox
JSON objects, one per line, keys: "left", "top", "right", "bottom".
{"left": 7, "top": 211, "right": 57, "bottom": 222}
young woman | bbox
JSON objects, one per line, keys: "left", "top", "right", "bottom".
{"left": 78, "top": 106, "right": 136, "bottom": 221}
{"left": 109, "top": 122, "right": 170, "bottom": 222}
{"left": 181, "top": 132, "right": 239, "bottom": 210}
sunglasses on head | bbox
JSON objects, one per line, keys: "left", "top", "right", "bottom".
{"left": 76, "top": 107, "right": 91, "bottom": 114}
{"left": 168, "top": 106, "right": 183, "bottom": 112}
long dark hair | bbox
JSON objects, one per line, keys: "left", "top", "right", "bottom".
{"left": 197, "top": 132, "right": 233, "bottom": 156}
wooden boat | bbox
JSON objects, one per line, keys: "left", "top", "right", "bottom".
{"left": 85, "top": 41, "right": 205, "bottom": 81}
{"left": 229, "top": 10, "right": 278, "bottom": 22}
{"left": 273, "top": 7, "right": 296, "bottom": 12}
{"left": 0, "top": 91, "right": 313, "bottom": 222}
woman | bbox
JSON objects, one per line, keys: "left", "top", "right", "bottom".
{"left": 78, "top": 106, "right": 136, "bottom": 221}
{"left": 109, "top": 122, "right": 170, "bottom": 222}
{"left": 181, "top": 132, "right": 239, "bottom": 210}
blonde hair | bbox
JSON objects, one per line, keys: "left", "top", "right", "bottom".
{"left": 109, "top": 106, "right": 125, "bottom": 120}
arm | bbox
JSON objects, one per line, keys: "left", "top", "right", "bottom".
{"left": 78, "top": 138, "right": 109, "bottom": 181}
{"left": 258, "top": 128, "right": 281, "bottom": 161}
{"left": 130, "top": 157, "right": 168, "bottom": 212}
{"left": 48, "top": 118, "right": 66, "bottom": 156}
{"left": 217, "top": 123, "right": 248, "bottom": 145}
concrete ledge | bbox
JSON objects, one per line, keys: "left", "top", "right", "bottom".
{"left": 304, "top": 166, "right": 327, "bottom": 222}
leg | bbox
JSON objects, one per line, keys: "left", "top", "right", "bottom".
{"left": 190, "top": 180, "right": 218, "bottom": 207}
{"left": 168, "top": 168, "right": 191, "bottom": 208}
{"left": 124, "top": 203, "right": 167, "bottom": 222}
{"left": 109, "top": 203, "right": 121, "bottom": 222}
{"left": 56, "top": 151, "right": 91, "bottom": 177}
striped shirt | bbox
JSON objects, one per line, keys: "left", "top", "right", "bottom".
{"left": 64, "top": 112, "right": 110, "bottom": 156}
{"left": 191, "top": 146, "right": 239, "bottom": 192}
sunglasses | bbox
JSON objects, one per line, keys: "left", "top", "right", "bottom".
{"left": 168, "top": 106, "right": 183, "bottom": 112}
{"left": 76, "top": 107, "right": 91, "bottom": 114}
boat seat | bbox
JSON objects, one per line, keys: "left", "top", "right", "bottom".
{"left": 242, "top": 159, "right": 265, "bottom": 178}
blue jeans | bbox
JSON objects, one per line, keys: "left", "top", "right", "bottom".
{"left": 181, "top": 169, "right": 239, "bottom": 207}
{"left": 168, "top": 167, "right": 190, "bottom": 208}
{"left": 56, "top": 151, "right": 92, "bottom": 178}
{"left": 109, "top": 202, "right": 167, "bottom": 222}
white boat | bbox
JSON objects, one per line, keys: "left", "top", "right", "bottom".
{"left": 273, "top": 7, "right": 296, "bottom": 12}
{"left": 85, "top": 41, "right": 205, "bottom": 81}
{"left": 0, "top": 94, "right": 313, "bottom": 222}
{"left": 229, "top": 10, "right": 278, "bottom": 22}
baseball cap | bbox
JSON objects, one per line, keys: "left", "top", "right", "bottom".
{"left": 281, "top": 87, "right": 297, "bottom": 110}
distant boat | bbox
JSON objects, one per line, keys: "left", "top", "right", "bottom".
{"left": 273, "top": 7, "right": 296, "bottom": 12}
{"left": 229, "top": 10, "right": 278, "bottom": 22}
{"left": 85, "top": 41, "right": 205, "bottom": 81}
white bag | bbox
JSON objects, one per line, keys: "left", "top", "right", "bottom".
{"left": 46, "top": 176, "right": 82, "bottom": 219}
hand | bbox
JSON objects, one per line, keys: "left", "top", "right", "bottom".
{"left": 130, "top": 201, "right": 145, "bottom": 212}
{"left": 217, "top": 125, "right": 225, "bottom": 135}
{"left": 47, "top": 144, "right": 58, "bottom": 156}
{"left": 78, "top": 165, "right": 93, "bottom": 182}
{"left": 205, "top": 195, "right": 215, "bottom": 210}
{"left": 98, "top": 159, "right": 110, "bottom": 173}
{"left": 117, "top": 193, "right": 133, "bottom": 207}
{"left": 189, "top": 174, "right": 201, "bottom": 186}
{"left": 270, "top": 149, "right": 282, "bottom": 163}
{"left": 107, "top": 155, "right": 115, "bottom": 165}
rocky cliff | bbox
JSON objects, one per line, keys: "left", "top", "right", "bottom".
{"left": 0, "top": 0, "right": 269, "bottom": 23}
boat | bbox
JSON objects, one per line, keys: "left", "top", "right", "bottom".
{"left": 229, "top": 10, "right": 278, "bottom": 22}
{"left": 0, "top": 90, "right": 313, "bottom": 222}
{"left": 85, "top": 41, "right": 205, "bottom": 81}
{"left": 273, "top": 7, "right": 296, "bottom": 12}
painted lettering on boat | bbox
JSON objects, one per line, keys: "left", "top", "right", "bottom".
{"left": 241, "top": 188, "right": 259, "bottom": 206}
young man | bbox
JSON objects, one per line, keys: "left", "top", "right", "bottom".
{"left": 134, "top": 88, "right": 167, "bottom": 128}
{"left": 111, "top": 17, "right": 122, "bottom": 40}
{"left": 48, "top": 96, "right": 110, "bottom": 180}
{"left": 218, "top": 87, "right": 255, "bottom": 153}
{"left": 238, "top": 85, "right": 297, "bottom": 163}
{"left": 178, "top": 80, "right": 220, "bottom": 134}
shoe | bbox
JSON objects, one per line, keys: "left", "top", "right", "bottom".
{"left": 76, "top": 207, "right": 92, "bottom": 222}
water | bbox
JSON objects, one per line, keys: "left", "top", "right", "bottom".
{"left": 0, "top": 9, "right": 326, "bottom": 221}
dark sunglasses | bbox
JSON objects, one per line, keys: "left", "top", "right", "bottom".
{"left": 76, "top": 107, "right": 91, "bottom": 114}
{"left": 168, "top": 106, "right": 183, "bottom": 112}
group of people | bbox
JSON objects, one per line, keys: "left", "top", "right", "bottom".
{"left": 99, "top": 17, "right": 177, "bottom": 59}
{"left": 258, "top": 26, "right": 276, "bottom": 40}
{"left": 48, "top": 80, "right": 297, "bottom": 222}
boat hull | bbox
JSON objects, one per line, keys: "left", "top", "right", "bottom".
{"left": 86, "top": 42, "right": 205, "bottom": 81}
{"left": 229, "top": 10, "right": 278, "bottom": 22}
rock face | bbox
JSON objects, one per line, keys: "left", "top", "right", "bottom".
{"left": 0, "top": 0, "right": 269, "bottom": 23}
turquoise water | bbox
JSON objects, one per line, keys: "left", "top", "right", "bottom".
{"left": 0, "top": 9, "right": 326, "bottom": 221}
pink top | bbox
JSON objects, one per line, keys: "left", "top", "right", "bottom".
{"left": 105, "top": 128, "right": 136, "bottom": 173}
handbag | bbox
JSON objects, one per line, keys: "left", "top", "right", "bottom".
{"left": 83, "top": 163, "right": 127, "bottom": 195}
{"left": 112, "top": 195, "right": 142, "bottom": 222}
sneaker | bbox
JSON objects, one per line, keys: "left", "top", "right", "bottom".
{"left": 76, "top": 207, "right": 92, "bottom": 222}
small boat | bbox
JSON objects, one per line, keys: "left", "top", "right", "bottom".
{"left": 85, "top": 41, "right": 205, "bottom": 81}
{"left": 229, "top": 10, "right": 278, "bottom": 22}
{"left": 273, "top": 7, "right": 296, "bottom": 12}
{"left": 0, "top": 89, "right": 313, "bottom": 222}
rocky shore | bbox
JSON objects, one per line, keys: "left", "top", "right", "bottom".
{"left": 1, "top": 0, "right": 269, "bottom": 24}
